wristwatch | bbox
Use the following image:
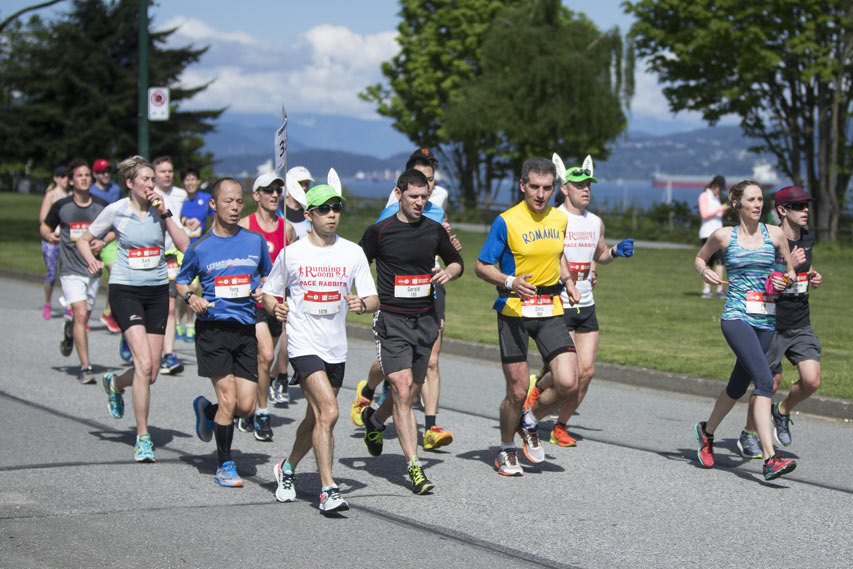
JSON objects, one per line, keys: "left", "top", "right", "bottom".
{"left": 183, "top": 291, "right": 193, "bottom": 302}
{"left": 161, "top": 210, "right": 173, "bottom": 218}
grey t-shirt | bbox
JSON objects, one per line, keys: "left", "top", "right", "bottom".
{"left": 43, "top": 194, "right": 108, "bottom": 277}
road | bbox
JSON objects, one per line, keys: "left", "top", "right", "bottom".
{"left": 1, "top": 277, "right": 850, "bottom": 568}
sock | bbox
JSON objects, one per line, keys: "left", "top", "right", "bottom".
{"left": 499, "top": 442, "right": 516, "bottom": 452}
{"left": 369, "top": 412, "right": 385, "bottom": 430}
{"left": 321, "top": 484, "right": 337, "bottom": 492}
{"left": 408, "top": 456, "right": 420, "bottom": 468}
{"left": 214, "top": 422, "right": 233, "bottom": 465}
{"left": 362, "top": 385, "right": 376, "bottom": 400}
{"left": 204, "top": 403, "right": 219, "bottom": 422}
{"left": 425, "top": 415, "right": 436, "bottom": 430}
{"left": 521, "top": 409, "right": 538, "bottom": 431}
{"left": 256, "top": 405, "right": 267, "bottom": 415}
{"left": 283, "top": 458, "right": 294, "bottom": 472}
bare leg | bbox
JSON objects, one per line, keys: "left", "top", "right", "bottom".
{"left": 499, "top": 361, "right": 530, "bottom": 444}
{"left": 299, "top": 373, "right": 341, "bottom": 488}
{"left": 422, "top": 330, "right": 442, "bottom": 417}
{"left": 531, "top": 351, "right": 578, "bottom": 419}
{"left": 114, "top": 325, "right": 163, "bottom": 436}
{"left": 376, "top": 368, "right": 419, "bottom": 461}
{"left": 71, "top": 300, "right": 90, "bottom": 367}
{"left": 255, "top": 322, "right": 276, "bottom": 412}
{"left": 556, "top": 330, "right": 598, "bottom": 424}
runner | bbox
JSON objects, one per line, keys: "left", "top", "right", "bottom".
{"left": 282, "top": 166, "right": 313, "bottom": 239}
{"left": 236, "top": 172, "right": 296, "bottom": 442}
{"left": 38, "top": 166, "right": 70, "bottom": 319}
{"left": 698, "top": 175, "right": 729, "bottom": 298}
{"left": 524, "top": 158, "right": 634, "bottom": 447}
{"left": 263, "top": 184, "right": 378, "bottom": 513}
{"left": 737, "top": 185, "right": 823, "bottom": 457}
{"left": 90, "top": 159, "right": 123, "bottom": 333}
{"left": 474, "top": 156, "right": 580, "bottom": 476}
{"left": 78, "top": 155, "right": 188, "bottom": 463}
{"left": 40, "top": 158, "right": 111, "bottom": 384}
{"left": 693, "top": 179, "right": 798, "bottom": 481}
{"left": 182, "top": 178, "right": 272, "bottom": 487}
{"left": 357, "top": 168, "right": 463, "bottom": 494}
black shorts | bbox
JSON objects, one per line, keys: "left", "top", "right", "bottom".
{"left": 255, "top": 304, "right": 282, "bottom": 338}
{"left": 434, "top": 283, "right": 446, "bottom": 322}
{"left": 372, "top": 309, "right": 439, "bottom": 384}
{"left": 701, "top": 238, "right": 724, "bottom": 267}
{"left": 195, "top": 319, "right": 258, "bottom": 381}
{"left": 561, "top": 305, "right": 599, "bottom": 333}
{"left": 498, "top": 313, "right": 576, "bottom": 364}
{"left": 109, "top": 283, "right": 169, "bottom": 334}
{"left": 290, "top": 355, "right": 346, "bottom": 388}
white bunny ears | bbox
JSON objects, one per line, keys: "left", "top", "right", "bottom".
{"left": 552, "top": 152, "right": 594, "bottom": 183}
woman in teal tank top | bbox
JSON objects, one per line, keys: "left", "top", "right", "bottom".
{"left": 692, "top": 180, "right": 798, "bottom": 481}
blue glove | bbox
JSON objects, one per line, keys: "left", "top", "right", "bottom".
{"left": 612, "top": 238, "right": 634, "bottom": 258}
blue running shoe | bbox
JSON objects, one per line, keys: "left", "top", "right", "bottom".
{"left": 160, "top": 353, "right": 184, "bottom": 375}
{"left": 772, "top": 402, "right": 793, "bottom": 447}
{"left": 214, "top": 460, "right": 243, "bottom": 487}
{"left": 193, "top": 396, "right": 214, "bottom": 442}
{"left": 119, "top": 336, "right": 132, "bottom": 362}
{"left": 134, "top": 434, "right": 155, "bottom": 463}
{"left": 736, "top": 430, "right": 763, "bottom": 459}
{"left": 102, "top": 373, "right": 125, "bottom": 419}
{"left": 377, "top": 380, "right": 392, "bottom": 406}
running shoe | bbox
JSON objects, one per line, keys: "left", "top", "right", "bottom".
{"left": 763, "top": 454, "right": 797, "bottom": 481}
{"left": 102, "top": 373, "right": 124, "bottom": 419}
{"left": 408, "top": 459, "right": 434, "bottom": 495}
{"left": 549, "top": 424, "right": 577, "bottom": 447}
{"left": 377, "top": 380, "right": 391, "bottom": 406}
{"left": 118, "top": 336, "right": 132, "bottom": 362}
{"left": 270, "top": 377, "right": 289, "bottom": 406}
{"left": 701, "top": 290, "right": 714, "bottom": 299}
{"left": 495, "top": 449, "right": 524, "bottom": 476}
{"left": 694, "top": 421, "right": 714, "bottom": 468}
{"left": 524, "top": 379, "right": 542, "bottom": 412}
{"left": 274, "top": 460, "right": 296, "bottom": 502}
{"left": 714, "top": 290, "right": 727, "bottom": 299}
{"left": 736, "top": 431, "right": 763, "bottom": 459}
{"left": 350, "top": 379, "right": 370, "bottom": 426}
{"left": 253, "top": 412, "right": 273, "bottom": 442}
{"left": 184, "top": 325, "right": 195, "bottom": 343}
{"left": 60, "top": 320, "right": 73, "bottom": 357}
{"left": 517, "top": 426, "right": 545, "bottom": 463}
{"left": 423, "top": 426, "right": 453, "bottom": 450}
{"left": 772, "top": 402, "right": 793, "bottom": 447}
{"left": 134, "top": 434, "right": 155, "bottom": 463}
{"left": 319, "top": 486, "right": 349, "bottom": 514}
{"left": 160, "top": 353, "right": 184, "bottom": 375}
{"left": 77, "top": 365, "right": 96, "bottom": 385}
{"left": 192, "top": 396, "right": 214, "bottom": 442}
{"left": 214, "top": 460, "right": 243, "bottom": 487}
{"left": 100, "top": 313, "right": 120, "bottom": 333}
{"left": 236, "top": 416, "right": 254, "bottom": 433}
{"left": 175, "top": 323, "right": 185, "bottom": 341}
{"left": 42, "top": 303, "right": 51, "bottom": 320}
{"left": 362, "top": 407, "right": 384, "bottom": 457}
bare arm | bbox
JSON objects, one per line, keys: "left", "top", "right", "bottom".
{"left": 694, "top": 227, "right": 729, "bottom": 285}
{"left": 475, "top": 259, "right": 536, "bottom": 300}
{"left": 76, "top": 230, "right": 104, "bottom": 275}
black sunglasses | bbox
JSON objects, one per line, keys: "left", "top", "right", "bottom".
{"left": 259, "top": 187, "right": 283, "bottom": 195}
{"left": 783, "top": 202, "right": 809, "bottom": 211}
{"left": 309, "top": 202, "right": 343, "bottom": 214}
{"left": 570, "top": 168, "right": 591, "bottom": 177}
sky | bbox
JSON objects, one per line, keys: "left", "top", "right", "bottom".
{"left": 1, "top": 0, "right": 729, "bottom": 135}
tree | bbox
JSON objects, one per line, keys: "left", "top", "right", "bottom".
{"left": 625, "top": 0, "right": 853, "bottom": 242}
{"left": 0, "top": 0, "right": 222, "bottom": 183}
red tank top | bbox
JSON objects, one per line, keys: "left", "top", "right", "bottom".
{"left": 248, "top": 213, "right": 285, "bottom": 263}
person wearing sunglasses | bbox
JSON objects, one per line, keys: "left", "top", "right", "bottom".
{"left": 263, "top": 184, "right": 378, "bottom": 514}
{"left": 736, "top": 186, "right": 822, "bottom": 457}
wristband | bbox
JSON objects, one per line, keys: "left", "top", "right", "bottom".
{"left": 183, "top": 291, "right": 193, "bottom": 303}
{"left": 358, "top": 297, "right": 367, "bottom": 314}
{"left": 504, "top": 275, "right": 515, "bottom": 290}
{"left": 610, "top": 246, "right": 616, "bottom": 258}
{"left": 161, "top": 210, "right": 173, "bottom": 219}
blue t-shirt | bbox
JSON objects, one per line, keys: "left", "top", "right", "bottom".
{"left": 179, "top": 191, "right": 212, "bottom": 242}
{"left": 377, "top": 201, "right": 445, "bottom": 224}
{"left": 176, "top": 227, "right": 272, "bottom": 325}
{"left": 89, "top": 182, "right": 122, "bottom": 204}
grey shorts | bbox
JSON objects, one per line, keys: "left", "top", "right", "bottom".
{"left": 372, "top": 309, "right": 439, "bottom": 384}
{"left": 497, "top": 313, "right": 576, "bottom": 365}
{"left": 765, "top": 326, "right": 821, "bottom": 375}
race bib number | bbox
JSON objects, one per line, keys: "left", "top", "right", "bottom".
{"left": 128, "top": 247, "right": 160, "bottom": 269}
{"left": 568, "top": 262, "right": 592, "bottom": 281}
{"left": 167, "top": 260, "right": 179, "bottom": 281}
{"left": 521, "top": 295, "right": 554, "bottom": 318}
{"left": 782, "top": 273, "right": 809, "bottom": 296}
{"left": 69, "top": 222, "right": 91, "bottom": 242}
{"left": 394, "top": 274, "right": 431, "bottom": 298}
{"left": 746, "top": 291, "right": 775, "bottom": 315}
{"left": 214, "top": 275, "right": 251, "bottom": 299}
{"left": 304, "top": 290, "right": 341, "bottom": 316}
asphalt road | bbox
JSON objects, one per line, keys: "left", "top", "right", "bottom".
{"left": 1, "top": 277, "right": 850, "bottom": 568}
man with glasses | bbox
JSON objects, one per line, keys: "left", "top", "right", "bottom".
{"left": 736, "top": 186, "right": 823, "bottom": 457}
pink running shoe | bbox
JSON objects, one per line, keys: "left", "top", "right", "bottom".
{"left": 42, "top": 304, "right": 51, "bottom": 320}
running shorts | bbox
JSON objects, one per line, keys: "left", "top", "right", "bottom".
{"left": 195, "top": 319, "right": 258, "bottom": 381}
{"left": 497, "top": 313, "right": 576, "bottom": 365}
{"left": 60, "top": 274, "right": 101, "bottom": 311}
{"left": 255, "top": 304, "right": 282, "bottom": 339}
{"left": 561, "top": 305, "right": 599, "bottom": 333}
{"left": 290, "top": 355, "right": 345, "bottom": 388}
{"left": 766, "top": 326, "right": 821, "bottom": 375}
{"left": 372, "top": 309, "right": 439, "bottom": 384}
{"left": 109, "top": 283, "right": 169, "bottom": 334}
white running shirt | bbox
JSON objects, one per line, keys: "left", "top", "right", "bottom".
{"left": 262, "top": 236, "right": 376, "bottom": 363}
{"left": 559, "top": 205, "right": 601, "bottom": 308}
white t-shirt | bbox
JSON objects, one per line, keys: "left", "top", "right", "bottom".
{"left": 153, "top": 189, "right": 185, "bottom": 251}
{"left": 384, "top": 185, "right": 449, "bottom": 210}
{"left": 559, "top": 205, "right": 601, "bottom": 308}
{"left": 262, "top": 236, "right": 376, "bottom": 363}
{"left": 698, "top": 188, "right": 723, "bottom": 239}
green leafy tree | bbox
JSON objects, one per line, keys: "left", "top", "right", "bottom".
{"left": 0, "top": 0, "right": 222, "bottom": 184}
{"left": 625, "top": 0, "right": 853, "bottom": 242}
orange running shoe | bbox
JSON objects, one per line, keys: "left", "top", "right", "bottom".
{"left": 524, "top": 374, "right": 542, "bottom": 411}
{"left": 350, "top": 379, "right": 371, "bottom": 426}
{"left": 423, "top": 426, "right": 453, "bottom": 450}
{"left": 549, "top": 423, "right": 577, "bottom": 447}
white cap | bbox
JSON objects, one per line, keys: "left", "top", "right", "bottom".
{"left": 287, "top": 166, "right": 314, "bottom": 183}
{"left": 252, "top": 172, "right": 284, "bottom": 192}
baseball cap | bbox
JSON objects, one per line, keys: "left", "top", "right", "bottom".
{"left": 774, "top": 185, "right": 814, "bottom": 206}
{"left": 93, "top": 159, "right": 110, "bottom": 172}
{"left": 287, "top": 166, "right": 314, "bottom": 183}
{"left": 54, "top": 166, "right": 67, "bottom": 177}
{"left": 252, "top": 172, "right": 284, "bottom": 192}
{"left": 305, "top": 184, "right": 345, "bottom": 208}
{"left": 710, "top": 175, "right": 726, "bottom": 189}
{"left": 409, "top": 147, "right": 438, "bottom": 165}
{"left": 565, "top": 165, "right": 598, "bottom": 184}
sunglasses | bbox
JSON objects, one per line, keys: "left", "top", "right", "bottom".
{"left": 783, "top": 202, "right": 809, "bottom": 211}
{"left": 259, "top": 187, "right": 283, "bottom": 195}
{"left": 570, "top": 168, "right": 591, "bottom": 177}
{"left": 309, "top": 202, "right": 343, "bottom": 214}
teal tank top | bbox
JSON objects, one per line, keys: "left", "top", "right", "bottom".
{"left": 721, "top": 224, "right": 776, "bottom": 330}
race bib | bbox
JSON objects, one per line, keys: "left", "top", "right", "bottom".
{"left": 394, "top": 274, "right": 431, "bottom": 298}
{"left": 167, "top": 260, "right": 179, "bottom": 281}
{"left": 128, "top": 247, "right": 160, "bottom": 269}
{"left": 69, "top": 222, "right": 91, "bottom": 242}
{"left": 521, "top": 295, "right": 554, "bottom": 318}
{"left": 746, "top": 291, "right": 775, "bottom": 315}
{"left": 214, "top": 275, "right": 251, "bottom": 299}
{"left": 304, "top": 290, "right": 341, "bottom": 316}
{"left": 568, "top": 262, "right": 592, "bottom": 281}
{"left": 782, "top": 273, "right": 809, "bottom": 296}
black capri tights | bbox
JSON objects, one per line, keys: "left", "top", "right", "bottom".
{"left": 720, "top": 319, "right": 775, "bottom": 399}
